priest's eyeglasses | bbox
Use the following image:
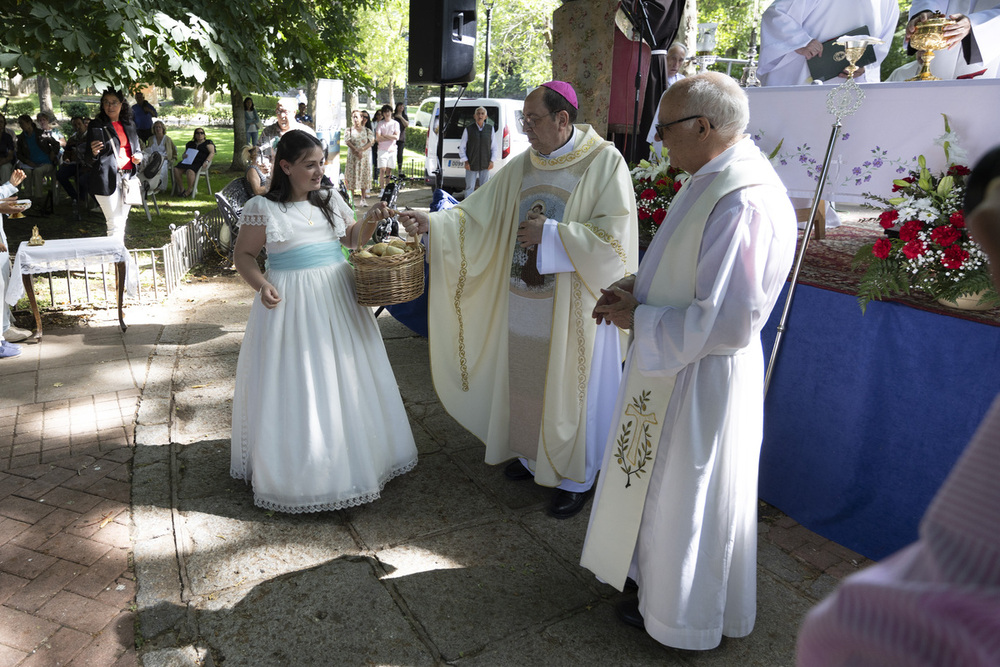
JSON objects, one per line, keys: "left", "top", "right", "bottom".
{"left": 654, "top": 115, "right": 712, "bottom": 139}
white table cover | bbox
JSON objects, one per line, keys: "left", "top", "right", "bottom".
{"left": 747, "top": 78, "right": 1000, "bottom": 204}
{"left": 5, "top": 238, "right": 139, "bottom": 306}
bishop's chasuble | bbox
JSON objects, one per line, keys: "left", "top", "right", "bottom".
{"left": 426, "top": 124, "right": 637, "bottom": 489}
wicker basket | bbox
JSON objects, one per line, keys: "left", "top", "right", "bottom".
{"left": 350, "top": 241, "right": 426, "bottom": 306}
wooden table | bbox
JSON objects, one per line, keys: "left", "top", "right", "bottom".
{"left": 5, "top": 238, "right": 137, "bottom": 339}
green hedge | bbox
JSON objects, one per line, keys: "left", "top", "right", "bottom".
{"left": 4, "top": 99, "right": 36, "bottom": 118}
{"left": 405, "top": 125, "right": 427, "bottom": 153}
{"left": 171, "top": 87, "right": 195, "bottom": 105}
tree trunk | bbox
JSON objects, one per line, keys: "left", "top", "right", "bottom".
{"left": 8, "top": 75, "right": 23, "bottom": 96}
{"left": 386, "top": 83, "right": 395, "bottom": 109}
{"left": 678, "top": 0, "right": 698, "bottom": 73}
{"left": 193, "top": 86, "right": 209, "bottom": 109}
{"left": 37, "top": 76, "right": 54, "bottom": 117}
{"left": 308, "top": 80, "right": 319, "bottom": 119}
{"left": 230, "top": 86, "right": 247, "bottom": 171}
{"left": 347, "top": 90, "right": 359, "bottom": 121}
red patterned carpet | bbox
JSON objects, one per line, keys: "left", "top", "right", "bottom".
{"left": 794, "top": 210, "right": 1000, "bottom": 327}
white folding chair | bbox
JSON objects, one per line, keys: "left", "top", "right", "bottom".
{"left": 190, "top": 160, "right": 213, "bottom": 198}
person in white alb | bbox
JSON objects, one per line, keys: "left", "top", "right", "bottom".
{"left": 758, "top": 0, "right": 900, "bottom": 85}
{"left": 457, "top": 106, "right": 501, "bottom": 199}
{"left": 581, "top": 72, "right": 797, "bottom": 651}
{"left": 907, "top": 0, "right": 1000, "bottom": 78}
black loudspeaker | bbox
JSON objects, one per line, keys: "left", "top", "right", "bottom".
{"left": 408, "top": 0, "right": 477, "bottom": 85}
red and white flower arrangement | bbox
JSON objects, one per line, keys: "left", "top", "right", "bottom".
{"left": 630, "top": 157, "right": 686, "bottom": 246}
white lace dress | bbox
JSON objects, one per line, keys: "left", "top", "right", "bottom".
{"left": 231, "top": 195, "right": 417, "bottom": 512}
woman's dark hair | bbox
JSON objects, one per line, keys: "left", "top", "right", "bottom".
{"left": 265, "top": 130, "right": 337, "bottom": 230}
{"left": 244, "top": 96, "right": 255, "bottom": 110}
{"left": 965, "top": 146, "right": 1000, "bottom": 215}
{"left": 192, "top": 127, "right": 208, "bottom": 141}
{"left": 95, "top": 88, "right": 133, "bottom": 124}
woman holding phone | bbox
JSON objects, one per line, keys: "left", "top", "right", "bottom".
{"left": 85, "top": 88, "right": 143, "bottom": 240}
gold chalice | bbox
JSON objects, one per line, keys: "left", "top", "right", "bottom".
{"left": 908, "top": 13, "right": 956, "bottom": 81}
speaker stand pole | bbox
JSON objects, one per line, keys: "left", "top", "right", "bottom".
{"left": 435, "top": 84, "right": 445, "bottom": 191}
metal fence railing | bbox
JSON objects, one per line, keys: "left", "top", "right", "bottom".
{"left": 13, "top": 208, "right": 225, "bottom": 312}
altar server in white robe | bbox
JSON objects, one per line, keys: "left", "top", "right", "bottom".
{"left": 908, "top": 0, "right": 1000, "bottom": 78}
{"left": 399, "top": 82, "right": 638, "bottom": 520}
{"left": 758, "top": 0, "right": 900, "bottom": 85}
{"left": 581, "top": 72, "right": 797, "bottom": 651}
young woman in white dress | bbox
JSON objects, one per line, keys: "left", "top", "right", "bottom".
{"left": 143, "top": 121, "right": 175, "bottom": 192}
{"left": 230, "top": 129, "right": 417, "bottom": 513}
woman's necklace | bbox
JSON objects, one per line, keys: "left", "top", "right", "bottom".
{"left": 291, "top": 200, "right": 314, "bottom": 225}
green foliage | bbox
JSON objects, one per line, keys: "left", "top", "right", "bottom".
{"left": 172, "top": 88, "right": 195, "bottom": 106}
{"left": 471, "top": 0, "right": 558, "bottom": 97}
{"left": 405, "top": 126, "right": 427, "bottom": 153}
{"left": 60, "top": 101, "right": 91, "bottom": 119}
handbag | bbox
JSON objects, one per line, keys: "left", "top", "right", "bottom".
{"left": 120, "top": 172, "right": 142, "bottom": 206}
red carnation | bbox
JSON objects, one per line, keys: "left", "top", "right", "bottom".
{"left": 641, "top": 188, "right": 657, "bottom": 200}
{"left": 638, "top": 208, "right": 650, "bottom": 220}
{"left": 673, "top": 181, "right": 683, "bottom": 193}
{"left": 930, "top": 225, "right": 961, "bottom": 247}
{"left": 652, "top": 208, "right": 667, "bottom": 226}
{"left": 899, "top": 220, "right": 923, "bottom": 242}
{"left": 878, "top": 210, "right": 899, "bottom": 229}
{"left": 872, "top": 238, "right": 892, "bottom": 259}
{"left": 950, "top": 211, "right": 965, "bottom": 228}
{"left": 942, "top": 245, "right": 970, "bottom": 269}
{"left": 902, "top": 239, "right": 927, "bottom": 259}
{"left": 948, "top": 164, "right": 970, "bottom": 176}
{"left": 655, "top": 178, "right": 668, "bottom": 187}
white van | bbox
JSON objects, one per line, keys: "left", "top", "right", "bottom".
{"left": 424, "top": 97, "right": 529, "bottom": 193}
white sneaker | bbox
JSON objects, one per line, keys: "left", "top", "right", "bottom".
{"left": 3, "top": 326, "right": 31, "bottom": 342}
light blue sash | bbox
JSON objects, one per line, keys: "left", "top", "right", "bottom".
{"left": 266, "top": 241, "right": 343, "bottom": 271}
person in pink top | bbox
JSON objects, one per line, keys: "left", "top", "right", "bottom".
{"left": 796, "top": 146, "right": 1000, "bottom": 667}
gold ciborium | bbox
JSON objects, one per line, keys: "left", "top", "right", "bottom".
{"left": 27, "top": 226, "right": 45, "bottom": 246}
{"left": 908, "top": 13, "right": 956, "bottom": 81}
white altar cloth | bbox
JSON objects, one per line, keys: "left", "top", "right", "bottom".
{"left": 5, "top": 238, "right": 139, "bottom": 306}
{"left": 747, "top": 78, "right": 1000, "bottom": 203}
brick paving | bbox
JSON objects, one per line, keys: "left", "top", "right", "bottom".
{"left": 0, "top": 391, "right": 138, "bottom": 667}
{"left": 0, "top": 271, "right": 880, "bottom": 666}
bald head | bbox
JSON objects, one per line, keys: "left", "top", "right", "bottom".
{"left": 657, "top": 73, "right": 749, "bottom": 173}
{"left": 666, "top": 43, "right": 687, "bottom": 77}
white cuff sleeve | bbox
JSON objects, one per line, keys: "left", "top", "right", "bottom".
{"left": 537, "top": 219, "right": 573, "bottom": 274}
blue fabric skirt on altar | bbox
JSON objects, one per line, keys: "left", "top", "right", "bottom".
{"left": 761, "top": 283, "right": 1000, "bottom": 559}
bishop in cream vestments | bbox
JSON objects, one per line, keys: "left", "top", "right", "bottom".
{"left": 401, "top": 83, "right": 637, "bottom": 513}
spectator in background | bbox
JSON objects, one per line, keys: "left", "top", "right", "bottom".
{"left": 172, "top": 128, "right": 215, "bottom": 197}
{"left": 0, "top": 115, "right": 15, "bottom": 184}
{"left": 143, "top": 120, "right": 176, "bottom": 193}
{"left": 36, "top": 112, "right": 65, "bottom": 149}
{"left": 374, "top": 104, "right": 399, "bottom": 191}
{"left": 15, "top": 114, "right": 58, "bottom": 211}
{"left": 132, "top": 91, "right": 158, "bottom": 142}
{"left": 57, "top": 116, "right": 89, "bottom": 203}
{"left": 241, "top": 144, "right": 270, "bottom": 197}
{"left": 392, "top": 102, "right": 409, "bottom": 175}
{"left": 244, "top": 97, "right": 261, "bottom": 147}
{"left": 85, "top": 88, "right": 143, "bottom": 239}
{"left": 295, "top": 102, "right": 314, "bottom": 129}
{"left": 1, "top": 169, "right": 32, "bottom": 351}
{"left": 645, "top": 43, "right": 688, "bottom": 160}
{"left": 458, "top": 106, "right": 500, "bottom": 199}
{"left": 257, "top": 98, "right": 315, "bottom": 163}
{"left": 344, "top": 109, "right": 375, "bottom": 204}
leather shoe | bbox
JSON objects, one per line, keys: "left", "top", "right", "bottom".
{"left": 504, "top": 459, "right": 534, "bottom": 481}
{"left": 547, "top": 487, "right": 594, "bottom": 519}
{"left": 616, "top": 596, "right": 644, "bottom": 629}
